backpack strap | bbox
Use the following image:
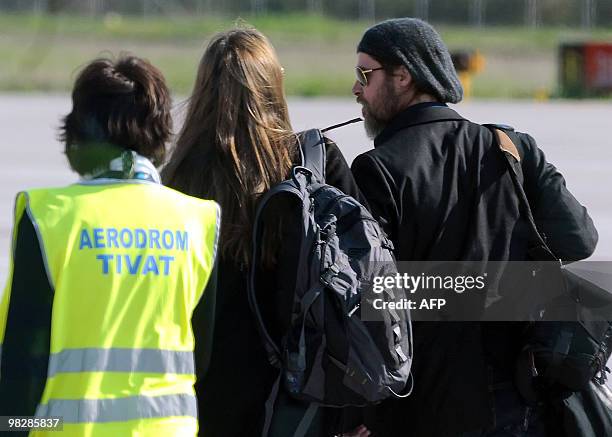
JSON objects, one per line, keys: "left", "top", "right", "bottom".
{"left": 248, "top": 183, "right": 304, "bottom": 370}
{"left": 297, "top": 129, "right": 326, "bottom": 184}
{"left": 261, "top": 373, "right": 282, "bottom": 437}
{"left": 293, "top": 404, "right": 319, "bottom": 437}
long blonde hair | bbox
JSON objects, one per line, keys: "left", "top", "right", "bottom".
{"left": 163, "top": 28, "right": 295, "bottom": 267}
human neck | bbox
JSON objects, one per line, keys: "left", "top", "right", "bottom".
{"left": 397, "top": 92, "right": 439, "bottom": 112}
{"left": 411, "top": 93, "right": 439, "bottom": 106}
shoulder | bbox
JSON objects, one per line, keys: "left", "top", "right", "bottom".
{"left": 351, "top": 150, "right": 388, "bottom": 182}
{"left": 484, "top": 123, "right": 536, "bottom": 144}
{"left": 16, "top": 186, "right": 78, "bottom": 217}
{"left": 481, "top": 123, "right": 539, "bottom": 161}
{"left": 320, "top": 136, "right": 369, "bottom": 203}
{"left": 484, "top": 123, "right": 515, "bottom": 132}
{"left": 352, "top": 149, "right": 378, "bottom": 167}
{"left": 159, "top": 184, "right": 221, "bottom": 216}
{"left": 322, "top": 136, "right": 350, "bottom": 169}
{"left": 322, "top": 136, "right": 344, "bottom": 159}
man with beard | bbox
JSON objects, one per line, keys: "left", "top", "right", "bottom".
{"left": 350, "top": 18, "right": 598, "bottom": 437}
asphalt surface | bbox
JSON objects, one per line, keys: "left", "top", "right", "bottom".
{"left": 1, "top": 95, "right": 611, "bottom": 286}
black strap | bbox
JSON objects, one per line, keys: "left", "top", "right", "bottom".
{"left": 248, "top": 183, "right": 304, "bottom": 368}
{"left": 261, "top": 373, "right": 282, "bottom": 437}
{"left": 321, "top": 117, "right": 363, "bottom": 133}
{"left": 248, "top": 161, "right": 319, "bottom": 369}
{"left": 485, "top": 125, "right": 558, "bottom": 262}
{"left": 247, "top": 129, "right": 329, "bottom": 400}
{"left": 293, "top": 404, "right": 319, "bottom": 437}
{"left": 548, "top": 327, "right": 574, "bottom": 380}
{"left": 297, "top": 129, "right": 326, "bottom": 184}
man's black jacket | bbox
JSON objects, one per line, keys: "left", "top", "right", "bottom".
{"left": 351, "top": 103, "right": 598, "bottom": 436}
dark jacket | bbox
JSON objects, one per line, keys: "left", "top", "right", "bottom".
{"left": 198, "top": 139, "right": 366, "bottom": 437}
{"left": 351, "top": 103, "right": 598, "bottom": 436}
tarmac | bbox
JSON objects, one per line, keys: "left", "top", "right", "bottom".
{"left": 1, "top": 95, "right": 611, "bottom": 288}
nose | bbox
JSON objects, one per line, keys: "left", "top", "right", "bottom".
{"left": 352, "top": 80, "right": 362, "bottom": 96}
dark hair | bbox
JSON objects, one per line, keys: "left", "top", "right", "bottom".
{"left": 60, "top": 55, "right": 172, "bottom": 172}
{"left": 163, "top": 28, "right": 294, "bottom": 267}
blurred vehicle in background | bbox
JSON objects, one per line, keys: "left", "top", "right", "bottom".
{"left": 560, "top": 42, "right": 612, "bottom": 97}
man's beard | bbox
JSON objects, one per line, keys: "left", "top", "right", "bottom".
{"left": 360, "top": 82, "right": 400, "bottom": 140}
{"left": 363, "top": 109, "right": 387, "bottom": 140}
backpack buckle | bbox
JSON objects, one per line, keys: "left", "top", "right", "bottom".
{"left": 319, "top": 219, "right": 337, "bottom": 240}
{"left": 320, "top": 263, "right": 340, "bottom": 286}
{"left": 382, "top": 236, "right": 394, "bottom": 251}
{"left": 292, "top": 166, "right": 313, "bottom": 187}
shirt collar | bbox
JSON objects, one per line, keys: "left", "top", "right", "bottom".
{"left": 373, "top": 102, "right": 466, "bottom": 147}
{"left": 81, "top": 150, "right": 161, "bottom": 184}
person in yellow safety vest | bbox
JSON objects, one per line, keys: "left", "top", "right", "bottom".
{"left": 0, "top": 55, "right": 220, "bottom": 437}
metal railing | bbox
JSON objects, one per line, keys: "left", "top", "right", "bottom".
{"left": 0, "top": 0, "right": 609, "bottom": 28}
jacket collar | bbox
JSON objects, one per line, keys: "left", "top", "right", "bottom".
{"left": 373, "top": 102, "right": 466, "bottom": 148}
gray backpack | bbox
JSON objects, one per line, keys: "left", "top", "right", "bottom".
{"left": 248, "top": 129, "right": 413, "bottom": 434}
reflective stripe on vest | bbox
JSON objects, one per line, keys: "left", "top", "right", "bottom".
{"left": 47, "top": 348, "right": 195, "bottom": 377}
{"left": 36, "top": 393, "right": 197, "bottom": 423}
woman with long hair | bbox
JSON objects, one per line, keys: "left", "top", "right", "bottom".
{"left": 163, "top": 28, "right": 367, "bottom": 436}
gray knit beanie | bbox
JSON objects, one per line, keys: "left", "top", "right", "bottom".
{"left": 357, "top": 18, "right": 463, "bottom": 104}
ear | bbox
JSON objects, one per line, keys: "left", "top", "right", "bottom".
{"left": 394, "top": 66, "right": 413, "bottom": 92}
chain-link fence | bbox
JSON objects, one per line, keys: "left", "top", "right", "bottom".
{"left": 1, "top": 0, "right": 611, "bottom": 27}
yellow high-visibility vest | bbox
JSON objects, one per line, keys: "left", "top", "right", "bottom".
{"left": 0, "top": 180, "right": 220, "bottom": 437}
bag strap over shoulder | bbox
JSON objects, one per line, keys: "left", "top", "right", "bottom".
{"left": 484, "top": 124, "right": 558, "bottom": 262}
{"left": 297, "top": 129, "right": 326, "bottom": 184}
{"left": 493, "top": 128, "right": 521, "bottom": 163}
{"left": 248, "top": 130, "right": 326, "bottom": 371}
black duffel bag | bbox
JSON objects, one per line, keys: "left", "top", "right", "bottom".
{"left": 545, "top": 381, "right": 612, "bottom": 437}
{"left": 489, "top": 126, "right": 612, "bottom": 396}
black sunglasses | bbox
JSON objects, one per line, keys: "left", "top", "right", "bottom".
{"left": 355, "top": 66, "right": 385, "bottom": 86}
